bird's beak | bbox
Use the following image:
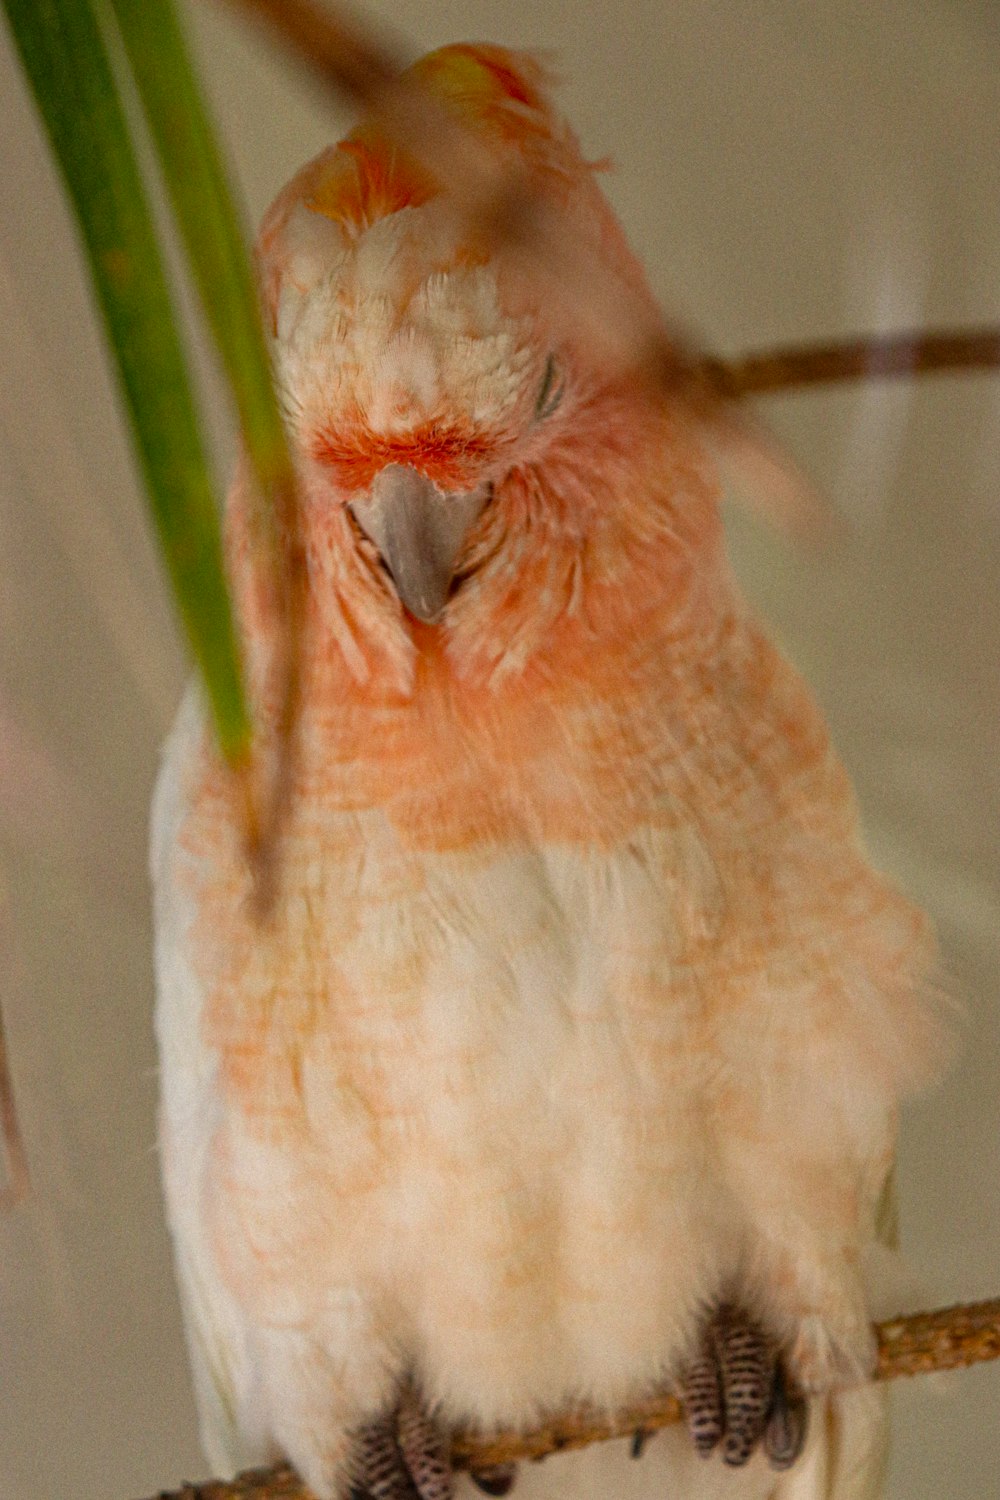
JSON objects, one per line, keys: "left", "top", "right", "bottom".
{"left": 349, "top": 463, "right": 490, "bottom": 623}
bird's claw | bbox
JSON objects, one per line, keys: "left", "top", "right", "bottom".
{"left": 680, "top": 1303, "right": 807, "bottom": 1469}
{"left": 469, "top": 1464, "right": 518, "bottom": 1495}
{"left": 351, "top": 1385, "right": 453, "bottom": 1500}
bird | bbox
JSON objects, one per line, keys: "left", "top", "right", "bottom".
{"left": 151, "top": 42, "right": 945, "bottom": 1500}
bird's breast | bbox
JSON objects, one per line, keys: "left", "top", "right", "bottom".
{"left": 185, "top": 795, "right": 730, "bottom": 1420}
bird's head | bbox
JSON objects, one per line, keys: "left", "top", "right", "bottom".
{"left": 246, "top": 44, "right": 720, "bottom": 691}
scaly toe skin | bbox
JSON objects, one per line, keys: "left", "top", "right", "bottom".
{"left": 715, "top": 1305, "right": 776, "bottom": 1466}
{"left": 682, "top": 1303, "right": 802, "bottom": 1470}
{"left": 681, "top": 1341, "right": 725, "bottom": 1457}
{"left": 353, "top": 1387, "right": 453, "bottom": 1500}
{"left": 396, "top": 1388, "right": 452, "bottom": 1500}
{"left": 354, "top": 1412, "right": 419, "bottom": 1500}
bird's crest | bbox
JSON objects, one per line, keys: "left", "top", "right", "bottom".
{"left": 303, "top": 44, "right": 568, "bottom": 237}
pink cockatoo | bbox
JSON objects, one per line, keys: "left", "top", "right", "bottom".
{"left": 152, "top": 44, "right": 943, "bottom": 1500}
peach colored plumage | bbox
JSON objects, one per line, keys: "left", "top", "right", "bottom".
{"left": 152, "top": 44, "right": 944, "bottom": 1500}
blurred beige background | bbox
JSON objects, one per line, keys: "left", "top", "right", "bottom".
{"left": 1, "top": 1, "right": 998, "bottom": 1496}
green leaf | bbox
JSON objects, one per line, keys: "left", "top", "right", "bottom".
{"left": 108, "top": 0, "right": 295, "bottom": 502}
{"left": 2, "top": 0, "right": 251, "bottom": 764}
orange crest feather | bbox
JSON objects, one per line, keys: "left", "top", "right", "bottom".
{"left": 304, "top": 44, "right": 566, "bottom": 236}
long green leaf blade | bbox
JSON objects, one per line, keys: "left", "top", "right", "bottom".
{"left": 2, "top": 0, "right": 251, "bottom": 764}
{"left": 109, "top": 0, "right": 305, "bottom": 882}
{"left": 108, "top": 0, "right": 294, "bottom": 497}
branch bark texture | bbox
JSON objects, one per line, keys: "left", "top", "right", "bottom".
{"left": 145, "top": 1297, "right": 1000, "bottom": 1499}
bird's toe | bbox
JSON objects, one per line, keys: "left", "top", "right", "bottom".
{"left": 352, "top": 1385, "right": 453, "bottom": 1500}
{"left": 681, "top": 1302, "right": 807, "bottom": 1471}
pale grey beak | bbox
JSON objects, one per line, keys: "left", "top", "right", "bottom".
{"left": 349, "top": 463, "right": 490, "bottom": 623}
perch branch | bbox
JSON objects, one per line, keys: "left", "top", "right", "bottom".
{"left": 144, "top": 1297, "right": 1000, "bottom": 1499}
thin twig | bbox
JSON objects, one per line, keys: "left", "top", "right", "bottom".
{"left": 212, "top": 3, "right": 1000, "bottom": 407}
{"left": 211, "top": 6, "right": 1000, "bottom": 886}
{"left": 144, "top": 1297, "right": 1000, "bottom": 1499}
{"left": 211, "top": 0, "right": 1000, "bottom": 549}
{"left": 0, "top": 1002, "right": 29, "bottom": 1210}
{"left": 210, "top": 0, "right": 724, "bottom": 404}
{"left": 0, "top": 886, "right": 29, "bottom": 1210}
{"left": 703, "top": 328, "right": 1000, "bottom": 399}
{"left": 214, "top": 0, "right": 397, "bottom": 105}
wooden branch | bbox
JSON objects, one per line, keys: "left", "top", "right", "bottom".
{"left": 0, "top": 1002, "right": 29, "bottom": 1209}
{"left": 204, "top": 0, "right": 731, "bottom": 412}
{"left": 211, "top": 3, "right": 1000, "bottom": 399}
{"left": 0, "top": 889, "right": 29, "bottom": 1210}
{"left": 145, "top": 1297, "right": 1000, "bottom": 1499}
{"left": 703, "top": 328, "right": 1000, "bottom": 399}
{"left": 209, "top": 0, "right": 1000, "bottom": 551}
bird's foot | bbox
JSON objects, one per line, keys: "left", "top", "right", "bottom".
{"left": 349, "top": 1389, "right": 517, "bottom": 1500}
{"left": 680, "top": 1302, "right": 807, "bottom": 1470}
{"left": 350, "top": 1385, "right": 453, "bottom": 1500}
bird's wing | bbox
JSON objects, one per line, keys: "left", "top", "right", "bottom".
{"left": 150, "top": 686, "right": 263, "bottom": 1477}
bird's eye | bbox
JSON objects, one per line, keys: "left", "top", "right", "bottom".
{"left": 535, "top": 355, "right": 563, "bottom": 420}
